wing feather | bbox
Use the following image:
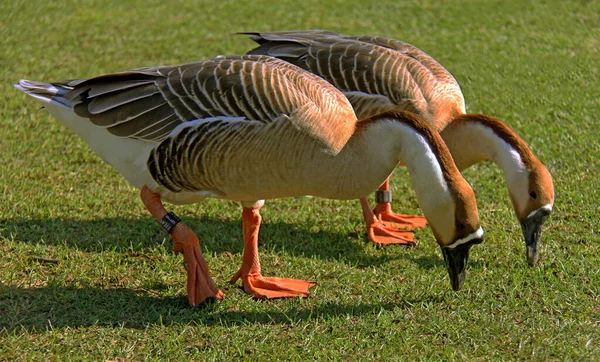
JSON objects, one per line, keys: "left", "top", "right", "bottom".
{"left": 88, "top": 80, "right": 156, "bottom": 97}
{"left": 88, "top": 84, "right": 159, "bottom": 114}
{"left": 245, "top": 31, "right": 466, "bottom": 123}
{"left": 106, "top": 103, "right": 175, "bottom": 137}
{"left": 56, "top": 55, "right": 355, "bottom": 151}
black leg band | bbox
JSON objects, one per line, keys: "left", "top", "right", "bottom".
{"left": 159, "top": 212, "right": 181, "bottom": 233}
{"left": 375, "top": 190, "right": 392, "bottom": 204}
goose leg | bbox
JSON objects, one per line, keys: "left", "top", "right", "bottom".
{"left": 140, "top": 186, "right": 224, "bottom": 306}
{"left": 360, "top": 197, "right": 416, "bottom": 246}
{"left": 230, "top": 203, "right": 315, "bottom": 299}
{"left": 372, "top": 178, "right": 427, "bottom": 229}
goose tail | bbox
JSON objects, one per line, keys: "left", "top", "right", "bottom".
{"left": 14, "top": 79, "right": 72, "bottom": 107}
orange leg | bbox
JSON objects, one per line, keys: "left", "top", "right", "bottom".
{"left": 230, "top": 204, "right": 315, "bottom": 299}
{"left": 140, "top": 186, "right": 224, "bottom": 306}
{"left": 360, "top": 197, "right": 416, "bottom": 246}
{"left": 373, "top": 178, "right": 427, "bottom": 229}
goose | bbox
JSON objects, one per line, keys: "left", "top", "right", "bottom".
{"left": 16, "top": 55, "right": 483, "bottom": 305}
{"left": 245, "top": 31, "right": 554, "bottom": 265}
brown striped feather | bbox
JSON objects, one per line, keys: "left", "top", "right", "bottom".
{"left": 245, "top": 31, "right": 465, "bottom": 128}
{"left": 62, "top": 56, "right": 355, "bottom": 150}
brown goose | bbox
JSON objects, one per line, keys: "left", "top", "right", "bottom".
{"left": 16, "top": 55, "right": 482, "bottom": 305}
{"left": 245, "top": 31, "right": 554, "bottom": 265}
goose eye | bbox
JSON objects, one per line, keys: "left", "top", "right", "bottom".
{"left": 456, "top": 222, "right": 465, "bottom": 229}
{"left": 530, "top": 191, "right": 537, "bottom": 199}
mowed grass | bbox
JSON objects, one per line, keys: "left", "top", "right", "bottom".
{"left": 1, "top": 0, "right": 599, "bottom": 360}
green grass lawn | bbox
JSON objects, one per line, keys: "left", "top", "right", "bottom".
{"left": 1, "top": 0, "right": 599, "bottom": 360}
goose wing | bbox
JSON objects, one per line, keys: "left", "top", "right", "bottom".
{"left": 340, "top": 34, "right": 462, "bottom": 89}
{"left": 59, "top": 55, "right": 356, "bottom": 152}
{"left": 245, "top": 31, "right": 465, "bottom": 122}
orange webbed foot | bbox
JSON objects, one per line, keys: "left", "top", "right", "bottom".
{"left": 367, "top": 220, "right": 416, "bottom": 246}
{"left": 172, "top": 224, "right": 224, "bottom": 306}
{"left": 373, "top": 203, "right": 427, "bottom": 230}
{"left": 231, "top": 271, "right": 315, "bottom": 299}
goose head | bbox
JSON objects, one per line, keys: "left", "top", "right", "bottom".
{"left": 429, "top": 175, "right": 483, "bottom": 291}
{"left": 472, "top": 115, "right": 556, "bottom": 266}
{"left": 507, "top": 161, "right": 554, "bottom": 265}
{"left": 441, "top": 114, "right": 555, "bottom": 266}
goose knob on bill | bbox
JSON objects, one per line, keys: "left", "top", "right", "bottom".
{"left": 244, "top": 30, "right": 554, "bottom": 265}
{"left": 16, "top": 55, "right": 483, "bottom": 306}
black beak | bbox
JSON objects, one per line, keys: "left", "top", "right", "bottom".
{"left": 441, "top": 238, "right": 483, "bottom": 291}
{"left": 521, "top": 209, "right": 551, "bottom": 266}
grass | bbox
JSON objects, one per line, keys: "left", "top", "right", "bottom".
{"left": 1, "top": 0, "right": 599, "bottom": 360}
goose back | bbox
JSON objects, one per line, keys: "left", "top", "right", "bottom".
{"left": 63, "top": 55, "right": 356, "bottom": 151}
{"left": 245, "top": 31, "right": 465, "bottom": 129}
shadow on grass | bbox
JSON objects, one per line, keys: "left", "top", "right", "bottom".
{"left": 0, "top": 284, "right": 441, "bottom": 332}
{"left": 1, "top": 216, "right": 454, "bottom": 333}
{"left": 0, "top": 216, "right": 440, "bottom": 269}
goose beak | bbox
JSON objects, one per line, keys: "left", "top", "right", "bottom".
{"left": 441, "top": 243, "right": 472, "bottom": 291}
{"left": 521, "top": 205, "right": 552, "bottom": 266}
{"left": 441, "top": 227, "right": 484, "bottom": 291}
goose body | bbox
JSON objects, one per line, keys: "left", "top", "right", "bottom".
{"left": 18, "top": 57, "right": 356, "bottom": 204}
{"left": 16, "top": 55, "right": 482, "bottom": 304}
{"left": 246, "top": 31, "right": 555, "bottom": 265}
